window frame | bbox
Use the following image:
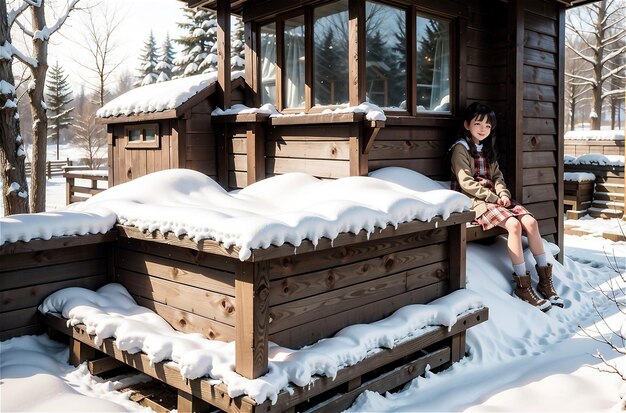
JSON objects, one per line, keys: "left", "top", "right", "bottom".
{"left": 124, "top": 123, "right": 160, "bottom": 149}
{"left": 255, "top": 0, "right": 457, "bottom": 117}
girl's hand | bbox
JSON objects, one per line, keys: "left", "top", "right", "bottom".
{"left": 500, "top": 196, "right": 511, "bottom": 207}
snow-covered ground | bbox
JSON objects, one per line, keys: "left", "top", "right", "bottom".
{"left": 1, "top": 169, "right": 625, "bottom": 412}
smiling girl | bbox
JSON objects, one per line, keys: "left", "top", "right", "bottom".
{"left": 450, "top": 102, "right": 563, "bottom": 311}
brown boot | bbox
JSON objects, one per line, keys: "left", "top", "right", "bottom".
{"left": 513, "top": 272, "right": 551, "bottom": 312}
{"left": 536, "top": 264, "right": 564, "bottom": 308}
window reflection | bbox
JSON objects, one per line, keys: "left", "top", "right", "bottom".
{"left": 314, "top": 1, "right": 349, "bottom": 106}
{"left": 416, "top": 15, "right": 450, "bottom": 112}
{"left": 284, "top": 16, "right": 306, "bottom": 108}
{"left": 365, "top": 2, "right": 406, "bottom": 110}
{"left": 260, "top": 23, "right": 277, "bottom": 105}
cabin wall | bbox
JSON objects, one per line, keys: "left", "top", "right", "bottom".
{"left": 109, "top": 120, "right": 177, "bottom": 186}
{"left": 184, "top": 100, "right": 220, "bottom": 180}
{"left": 515, "top": 0, "right": 564, "bottom": 243}
{"left": 0, "top": 235, "right": 114, "bottom": 341}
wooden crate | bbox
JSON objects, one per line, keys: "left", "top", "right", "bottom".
{"left": 563, "top": 180, "right": 594, "bottom": 219}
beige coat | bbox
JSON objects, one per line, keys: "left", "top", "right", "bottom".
{"left": 450, "top": 142, "right": 511, "bottom": 218}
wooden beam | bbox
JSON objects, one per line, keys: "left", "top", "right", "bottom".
{"left": 70, "top": 337, "right": 96, "bottom": 367}
{"left": 246, "top": 123, "right": 266, "bottom": 184}
{"left": 348, "top": 0, "right": 366, "bottom": 106}
{"left": 556, "top": 6, "right": 566, "bottom": 263}
{"left": 235, "top": 261, "right": 270, "bottom": 379}
{"left": 448, "top": 223, "right": 466, "bottom": 291}
{"left": 506, "top": 0, "right": 524, "bottom": 200}
{"left": 244, "top": 20, "right": 259, "bottom": 107}
{"left": 217, "top": 0, "right": 232, "bottom": 109}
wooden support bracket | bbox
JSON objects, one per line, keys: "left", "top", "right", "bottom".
{"left": 363, "top": 121, "right": 384, "bottom": 155}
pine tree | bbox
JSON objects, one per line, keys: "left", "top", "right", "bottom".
{"left": 45, "top": 62, "right": 74, "bottom": 160}
{"left": 173, "top": 7, "right": 218, "bottom": 78}
{"left": 155, "top": 33, "right": 176, "bottom": 83}
{"left": 136, "top": 31, "right": 160, "bottom": 87}
{"left": 231, "top": 16, "right": 245, "bottom": 70}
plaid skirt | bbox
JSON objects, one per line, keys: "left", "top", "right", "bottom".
{"left": 476, "top": 201, "right": 531, "bottom": 231}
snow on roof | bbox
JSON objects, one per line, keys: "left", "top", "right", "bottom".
{"left": 96, "top": 71, "right": 244, "bottom": 118}
{"left": 564, "top": 153, "right": 624, "bottom": 167}
{"left": 38, "top": 283, "right": 483, "bottom": 404}
{"left": 64, "top": 168, "right": 469, "bottom": 260}
{"left": 564, "top": 130, "right": 624, "bottom": 141}
{"left": 0, "top": 208, "right": 116, "bottom": 245}
{"left": 564, "top": 172, "right": 596, "bottom": 182}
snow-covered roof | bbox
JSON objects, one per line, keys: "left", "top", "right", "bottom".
{"left": 564, "top": 130, "right": 624, "bottom": 141}
{"left": 564, "top": 153, "right": 624, "bottom": 167}
{"left": 96, "top": 71, "right": 244, "bottom": 120}
{"left": 0, "top": 168, "right": 471, "bottom": 260}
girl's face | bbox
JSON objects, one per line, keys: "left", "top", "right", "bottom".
{"left": 464, "top": 116, "right": 492, "bottom": 144}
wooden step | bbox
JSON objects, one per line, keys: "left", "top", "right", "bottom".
{"left": 594, "top": 182, "right": 624, "bottom": 192}
{"left": 588, "top": 206, "right": 624, "bottom": 219}
{"left": 593, "top": 191, "right": 624, "bottom": 202}
{"left": 591, "top": 199, "right": 625, "bottom": 210}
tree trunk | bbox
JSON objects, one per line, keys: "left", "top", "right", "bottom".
{"left": 28, "top": 1, "right": 50, "bottom": 212}
{"left": 0, "top": 0, "right": 29, "bottom": 215}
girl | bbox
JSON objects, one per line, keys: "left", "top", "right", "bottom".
{"left": 450, "top": 102, "right": 563, "bottom": 311}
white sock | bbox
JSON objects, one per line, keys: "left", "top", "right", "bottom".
{"left": 534, "top": 253, "right": 548, "bottom": 267}
{"left": 513, "top": 262, "right": 526, "bottom": 277}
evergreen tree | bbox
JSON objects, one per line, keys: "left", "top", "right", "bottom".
{"left": 45, "top": 62, "right": 74, "bottom": 160}
{"left": 173, "top": 8, "right": 218, "bottom": 78}
{"left": 136, "top": 31, "right": 160, "bottom": 87}
{"left": 366, "top": 30, "right": 393, "bottom": 106}
{"left": 156, "top": 33, "right": 176, "bottom": 83}
{"left": 231, "top": 17, "right": 245, "bottom": 70}
{"left": 315, "top": 29, "right": 345, "bottom": 105}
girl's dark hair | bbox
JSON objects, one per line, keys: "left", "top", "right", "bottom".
{"left": 460, "top": 102, "right": 498, "bottom": 163}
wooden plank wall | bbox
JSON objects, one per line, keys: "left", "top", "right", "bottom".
{"left": 265, "top": 227, "right": 452, "bottom": 349}
{"left": 564, "top": 140, "right": 625, "bottom": 156}
{"left": 113, "top": 237, "right": 238, "bottom": 342}
{"left": 368, "top": 120, "right": 453, "bottom": 180}
{"left": 520, "top": 0, "right": 562, "bottom": 242}
{"left": 109, "top": 121, "right": 175, "bottom": 186}
{"left": 184, "top": 100, "right": 219, "bottom": 180}
{"left": 0, "top": 238, "right": 113, "bottom": 340}
{"left": 228, "top": 123, "right": 250, "bottom": 189}
{"left": 266, "top": 124, "right": 354, "bottom": 180}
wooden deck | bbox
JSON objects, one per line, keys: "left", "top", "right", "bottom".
{"left": 1, "top": 210, "right": 489, "bottom": 412}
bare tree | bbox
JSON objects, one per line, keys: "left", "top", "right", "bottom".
{"left": 71, "top": 1, "right": 124, "bottom": 107}
{"left": 566, "top": 0, "right": 626, "bottom": 130}
{"left": 564, "top": 38, "right": 591, "bottom": 131}
{"left": 72, "top": 94, "right": 105, "bottom": 169}
{"left": 7, "top": 0, "right": 82, "bottom": 213}
{"left": 0, "top": 0, "right": 29, "bottom": 215}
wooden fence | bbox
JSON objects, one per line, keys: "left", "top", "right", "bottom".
{"left": 25, "top": 159, "right": 73, "bottom": 178}
{"left": 63, "top": 169, "right": 108, "bottom": 204}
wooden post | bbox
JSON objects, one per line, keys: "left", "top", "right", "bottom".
{"left": 65, "top": 176, "right": 74, "bottom": 205}
{"left": 448, "top": 223, "right": 467, "bottom": 292}
{"left": 177, "top": 389, "right": 203, "bottom": 413}
{"left": 244, "top": 21, "right": 259, "bottom": 107}
{"left": 69, "top": 337, "right": 96, "bottom": 367}
{"left": 217, "top": 0, "right": 231, "bottom": 110}
{"left": 246, "top": 122, "right": 266, "bottom": 184}
{"left": 235, "top": 261, "right": 270, "bottom": 379}
{"left": 348, "top": 0, "right": 366, "bottom": 106}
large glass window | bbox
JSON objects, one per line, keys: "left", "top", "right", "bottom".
{"left": 284, "top": 16, "right": 306, "bottom": 108}
{"left": 260, "top": 23, "right": 277, "bottom": 105}
{"left": 313, "top": 1, "right": 349, "bottom": 106}
{"left": 416, "top": 14, "right": 450, "bottom": 112}
{"left": 365, "top": 2, "right": 406, "bottom": 110}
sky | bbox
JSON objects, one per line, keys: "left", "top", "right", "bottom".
{"left": 0, "top": 166, "right": 625, "bottom": 411}
{"left": 47, "top": 0, "right": 187, "bottom": 92}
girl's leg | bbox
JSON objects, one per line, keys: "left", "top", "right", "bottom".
{"left": 498, "top": 217, "right": 524, "bottom": 271}
{"left": 519, "top": 214, "right": 545, "bottom": 256}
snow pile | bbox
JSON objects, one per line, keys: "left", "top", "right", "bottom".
{"left": 563, "top": 172, "right": 595, "bottom": 182}
{"left": 211, "top": 103, "right": 280, "bottom": 116}
{"left": 96, "top": 71, "right": 244, "bottom": 118}
{"left": 68, "top": 168, "right": 470, "bottom": 260}
{"left": 38, "top": 284, "right": 483, "bottom": 404}
{"left": 0, "top": 207, "right": 116, "bottom": 245}
{"left": 320, "top": 101, "right": 387, "bottom": 121}
{"left": 564, "top": 153, "right": 624, "bottom": 167}
{"left": 565, "top": 130, "right": 624, "bottom": 141}
{"left": 0, "top": 334, "right": 151, "bottom": 412}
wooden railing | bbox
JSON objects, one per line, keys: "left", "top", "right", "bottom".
{"left": 63, "top": 168, "right": 108, "bottom": 204}
{"left": 25, "top": 159, "right": 73, "bottom": 178}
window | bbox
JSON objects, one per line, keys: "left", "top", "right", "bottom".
{"left": 125, "top": 123, "right": 160, "bottom": 149}
{"left": 313, "top": 1, "right": 349, "bottom": 106}
{"left": 365, "top": 2, "right": 406, "bottom": 110}
{"left": 260, "top": 23, "right": 277, "bottom": 105}
{"left": 416, "top": 14, "right": 451, "bottom": 112}
{"left": 284, "top": 16, "right": 306, "bottom": 108}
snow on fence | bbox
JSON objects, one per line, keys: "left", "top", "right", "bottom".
{"left": 63, "top": 168, "right": 109, "bottom": 205}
